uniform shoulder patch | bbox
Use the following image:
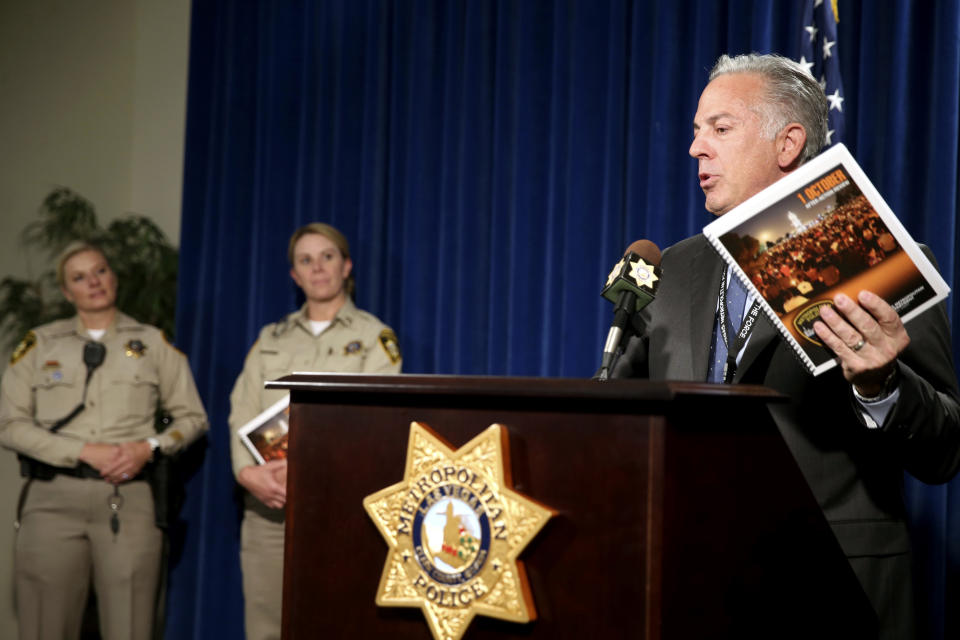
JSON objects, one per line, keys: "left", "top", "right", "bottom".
{"left": 10, "top": 331, "right": 37, "bottom": 366}
{"left": 378, "top": 329, "right": 402, "bottom": 364}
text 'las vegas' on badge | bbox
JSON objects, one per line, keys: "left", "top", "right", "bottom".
{"left": 363, "top": 422, "right": 554, "bottom": 640}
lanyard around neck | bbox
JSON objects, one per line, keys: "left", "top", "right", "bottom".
{"left": 716, "top": 266, "right": 763, "bottom": 383}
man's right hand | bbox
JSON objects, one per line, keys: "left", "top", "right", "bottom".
{"left": 238, "top": 460, "right": 288, "bottom": 510}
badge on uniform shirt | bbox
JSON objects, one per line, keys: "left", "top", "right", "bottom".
{"left": 125, "top": 339, "right": 147, "bottom": 358}
{"left": 344, "top": 340, "right": 363, "bottom": 355}
{"left": 10, "top": 331, "right": 37, "bottom": 366}
{"left": 378, "top": 329, "right": 401, "bottom": 364}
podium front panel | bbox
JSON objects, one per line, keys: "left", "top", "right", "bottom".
{"left": 274, "top": 375, "right": 874, "bottom": 639}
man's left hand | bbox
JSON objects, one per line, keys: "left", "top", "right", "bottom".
{"left": 813, "top": 291, "right": 909, "bottom": 396}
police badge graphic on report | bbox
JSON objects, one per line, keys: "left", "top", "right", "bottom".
{"left": 363, "top": 422, "right": 554, "bottom": 640}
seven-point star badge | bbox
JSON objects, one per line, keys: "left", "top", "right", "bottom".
{"left": 363, "top": 422, "right": 554, "bottom": 640}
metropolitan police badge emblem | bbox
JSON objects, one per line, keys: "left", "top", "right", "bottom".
{"left": 363, "top": 422, "right": 553, "bottom": 640}
{"left": 793, "top": 300, "right": 836, "bottom": 346}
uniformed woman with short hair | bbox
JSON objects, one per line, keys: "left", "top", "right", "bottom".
{"left": 0, "top": 241, "right": 208, "bottom": 640}
{"left": 229, "top": 223, "right": 402, "bottom": 640}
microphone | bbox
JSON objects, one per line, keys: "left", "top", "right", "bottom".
{"left": 83, "top": 341, "right": 106, "bottom": 382}
{"left": 596, "top": 240, "right": 662, "bottom": 381}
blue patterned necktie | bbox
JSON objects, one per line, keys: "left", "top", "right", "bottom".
{"left": 707, "top": 273, "right": 748, "bottom": 383}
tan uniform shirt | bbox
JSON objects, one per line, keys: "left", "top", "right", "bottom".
{"left": 228, "top": 300, "right": 401, "bottom": 478}
{"left": 0, "top": 312, "right": 208, "bottom": 466}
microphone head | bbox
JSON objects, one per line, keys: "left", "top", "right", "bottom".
{"left": 601, "top": 240, "right": 663, "bottom": 309}
{"left": 624, "top": 239, "right": 662, "bottom": 267}
{"left": 83, "top": 341, "right": 106, "bottom": 370}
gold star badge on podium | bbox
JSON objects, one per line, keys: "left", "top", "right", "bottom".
{"left": 363, "top": 422, "right": 554, "bottom": 640}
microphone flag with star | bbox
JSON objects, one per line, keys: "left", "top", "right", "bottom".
{"left": 799, "top": 0, "right": 845, "bottom": 148}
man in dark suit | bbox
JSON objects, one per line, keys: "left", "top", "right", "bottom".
{"left": 611, "top": 53, "right": 960, "bottom": 639}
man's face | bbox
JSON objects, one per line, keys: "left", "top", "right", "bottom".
{"left": 689, "top": 72, "right": 787, "bottom": 216}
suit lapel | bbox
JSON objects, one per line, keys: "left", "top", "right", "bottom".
{"left": 688, "top": 236, "right": 724, "bottom": 380}
{"left": 686, "top": 235, "right": 781, "bottom": 382}
{"left": 733, "top": 308, "right": 779, "bottom": 382}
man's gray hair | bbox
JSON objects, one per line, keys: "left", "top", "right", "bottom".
{"left": 709, "top": 53, "right": 828, "bottom": 165}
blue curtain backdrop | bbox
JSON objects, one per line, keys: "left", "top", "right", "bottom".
{"left": 169, "top": 1, "right": 960, "bottom": 637}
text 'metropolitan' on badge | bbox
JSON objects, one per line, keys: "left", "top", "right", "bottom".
{"left": 362, "top": 422, "right": 554, "bottom": 640}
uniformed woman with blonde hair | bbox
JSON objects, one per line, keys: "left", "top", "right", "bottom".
{"left": 229, "top": 222, "right": 402, "bottom": 640}
{"left": 0, "top": 241, "right": 208, "bottom": 640}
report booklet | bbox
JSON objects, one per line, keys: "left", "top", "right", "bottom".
{"left": 702, "top": 143, "right": 949, "bottom": 376}
{"left": 237, "top": 395, "right": 290, "bottom": 464}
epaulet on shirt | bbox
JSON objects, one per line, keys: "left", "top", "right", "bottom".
{"left": 270, "top": 312, "right": 297, "bottom": 338}
{"left": 160, "top": 332, "right": 187, "bottom": 357}
{"left": 10, "top": 317, "right": 73, "bottom": 366}
{"left": 41, "top": 318, "right": 76, "bottom": 339}
{"left": 353, "top": 307, "right": 382, "bottom": 325}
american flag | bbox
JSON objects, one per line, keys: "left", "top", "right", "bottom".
{"left": 799, "top": 0, "right": 845, "bottom": 147}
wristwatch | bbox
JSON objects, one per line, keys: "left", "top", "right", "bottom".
{"left": 854, "top": 363, "right": 901, "bottom": 403}
{"left": 146, "top": 436, "right": 160, "bottom": 461}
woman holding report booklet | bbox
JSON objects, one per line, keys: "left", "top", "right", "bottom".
{"left": 228, "top": 223, "right": 402, "bottom": 640}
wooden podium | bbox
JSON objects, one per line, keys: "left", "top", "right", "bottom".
{"left": 270, "top": 374, "right": 876, "bottom": 639}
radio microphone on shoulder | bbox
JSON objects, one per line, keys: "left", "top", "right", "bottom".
{"left": 596, "top": 239, "right": 662, "bottom": 381}
{"left": 84, "top": 340, "right": 106, "bottom": 372}
{"left": 48, "top": 341, "right": 107, "bottom": 435}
